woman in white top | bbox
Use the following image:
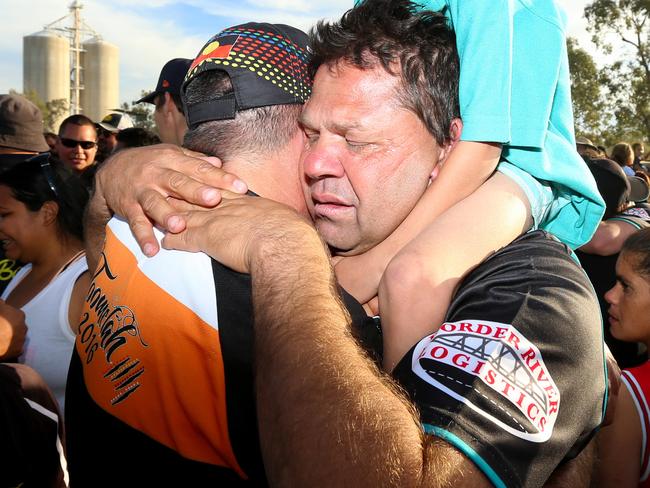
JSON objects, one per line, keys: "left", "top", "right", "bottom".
{"left": 0, "top": 154, "right": 90, "bottom": 411}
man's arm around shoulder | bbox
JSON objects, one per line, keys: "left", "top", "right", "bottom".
{"left": 579, "top": 220, "right": 638, "bottom": 256}
{"left": 250, "top": 222, "right": 489, "bottom": 487}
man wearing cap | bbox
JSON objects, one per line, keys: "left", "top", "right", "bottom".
{"left": 580, "top": 158, "right": 650, "bottom": 256}
{"left": 97, "top": 112, "right": 134, "bottom": 161}
{"left": 72, "top": 3, "right": 605, "bottom": 486}
{"left": 579, "top": 158, "right": 650, "bottom": 368}
{"left": 65, "top": 22, "right": 357, "bottom": 486}
{"left": 576, "top": 135, "right": 604, "bottom": 159}
{"left": 0, "top": 93, "right": 49, "bottom": 168}
{"left": 136, "top": 58, "right": 192, "bottom": 145}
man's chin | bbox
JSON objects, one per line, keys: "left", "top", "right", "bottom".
{"left": 316, "top": 222, "right": 357, "bottom": 256}
{"left": 321, "top": 233, "right": 377, "bottom": 258}
{"left": 69, "top": 159, "right": 88, "bottom": 169}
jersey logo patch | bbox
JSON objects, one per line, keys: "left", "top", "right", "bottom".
{"left": 411, "top": 319, "right": 560, "bottom": 443}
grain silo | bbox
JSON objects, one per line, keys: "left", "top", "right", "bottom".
{"left": 23, "top": 30, "right": 70, "bottom": 129}
{"left": 22, "top": 1, "right": 121, "bottom": 124}
{"left": 81, "top": 37, "right": 119, "bottom": 123}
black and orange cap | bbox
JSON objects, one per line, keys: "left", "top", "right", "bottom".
{"left": 136, "top": 58, "right": 193, "bottom": 105}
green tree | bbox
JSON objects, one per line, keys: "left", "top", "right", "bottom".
{"left": 567, "top": 37, "right": 606, "bottom": 140}
{"left": 119, "top": 90, "right": 156, "bottom": 132}
{"left": 9, "top": 88, "right": 68, "bottom": 132}
{"left": 43, "top": 98, "right": 69, "bottom": 132}
{"left": 585, "top": 0, "right": 650, "bottom": 144}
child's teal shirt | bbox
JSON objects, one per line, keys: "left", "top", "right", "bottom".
{"left": 413, "top": 0, "right": 605, "bottom": 248}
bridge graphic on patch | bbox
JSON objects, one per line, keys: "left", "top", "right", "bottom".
{"left": 434, "top": 332, "right": 549, "bottom": 408}
{"left": 412, "top": 319, "right": 560, "bottom": 443}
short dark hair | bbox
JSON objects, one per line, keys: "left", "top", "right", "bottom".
{"left": 0, "top": 155, "right": 88, "bottom": 242}
{"left": 622, "top": 227, "right": 650, "bottom": 281}
{"left": 116, "top": 127, "right": 161, "bottom": 148}
{"left": 309, "top": 0, "right": 459, "bottom": 145}
{"left": 182, "top": 70, "right": 302, "bottom": 162}
{"left": 154, "top": 93, "right": 185, "bottom": 115}
{"left": 58, "top": 114, "right": 97, "bottom": 139}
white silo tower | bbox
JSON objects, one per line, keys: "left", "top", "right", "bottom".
{"left": 23, "top": 1, "right": 121, "bottom": 123}
{"left": 81, "top": 37, "right": 119, "bottom": 123}
{"left": 23, "top": 30, "right": 70, "bottom": 130}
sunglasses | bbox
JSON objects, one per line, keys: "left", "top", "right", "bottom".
{"left": 29, "top": 153, "right": 60, "bottom": 198}
{"left": 60, "top": 138, "right": 97, "bottom": 150}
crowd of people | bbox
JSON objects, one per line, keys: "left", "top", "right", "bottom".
{"left": 0, "top": 0, "right": 650, "bottom": 486}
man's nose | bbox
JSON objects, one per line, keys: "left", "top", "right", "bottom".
{"left": 604, "top": 285, "right": 619, "bottom": 305}
{"left": 302, "top": 138, "right": 345, "bottom": 180}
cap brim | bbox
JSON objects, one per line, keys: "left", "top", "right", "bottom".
{"left": 98, "top": 122, "right": 119, "bottom": 133}
{"left": 135, "top": 92, "right": 158, "bottom": 104}
{"left": 0, "top": 135, "right": 49, "bottom": 153}
{"left": 628, "top": 176, "right": 650, "bottom": 202}
{"left": 577, "top": 142, "right": 599, "bottom": 152}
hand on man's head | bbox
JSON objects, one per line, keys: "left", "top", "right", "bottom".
{"left": 95, "top": 144, "right": 248, "bottom": 256}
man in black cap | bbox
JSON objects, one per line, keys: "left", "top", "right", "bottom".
{"left": 580, "top": 158, "right": 650, "bottom": 256}
{"left": 65, "top": 22, "right": 338, "bottom": 486}
{"left": 136, "top": 58, "right": 192, "bottom": 146}
{"left": 579, "top": 158, "right": 650, "bottom": 368}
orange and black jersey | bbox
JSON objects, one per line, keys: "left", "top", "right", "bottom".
{"left": 65, "top": 217, "right": 378, "bottom": 486}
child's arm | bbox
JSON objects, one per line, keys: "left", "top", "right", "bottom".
{"left": 335, "top": 140, "right": 502, "bottom": 303}
{"left": 379, "top": 171, "right": 532, "bottom": 370}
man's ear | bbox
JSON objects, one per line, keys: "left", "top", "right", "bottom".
{"left": 437, "top": 118, "right": 463, "bottom": 165}
{"left": 163, "top": 92, "right": 175, "bottom": 116}
{"left": 40, "top": 201, "right": 59, "bottom": 227}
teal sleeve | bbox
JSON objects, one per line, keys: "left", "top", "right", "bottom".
{"left": 508, "top": 1, "right": 568, "bottom": 148}
{"left": 417, "top": 0, "right": 513, "bottom": 143}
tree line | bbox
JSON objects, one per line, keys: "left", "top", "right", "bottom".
{"left": 569, "top": 0, "right": 649, "bottom": 147}
{"left": 11, "top": 1, "right": 649, "bottom": 147}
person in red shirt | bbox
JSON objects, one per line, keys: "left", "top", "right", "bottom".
{"left": 598, "top": 227, "right": 650, "bottom": 486}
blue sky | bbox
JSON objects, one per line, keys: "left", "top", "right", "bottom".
{"left": 1, "top": 0, "right": 594, "bottom": 107}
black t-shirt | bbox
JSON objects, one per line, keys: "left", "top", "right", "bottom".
{"left": 576, "top": 204, "right": 650, "bottom": 368}
{"left": 393, "top": 231, "right": 606, "bottom": 488}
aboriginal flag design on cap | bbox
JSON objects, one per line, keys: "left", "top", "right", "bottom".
{"left": 182, "top": 23, "right": 312, "bottom": 128}
{"left": 188, "top": 34, "right": 240, "bottom": 72}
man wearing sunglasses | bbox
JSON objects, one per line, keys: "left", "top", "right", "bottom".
{"left": 55, "top": 114, "right": 98, "bottom": 174}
